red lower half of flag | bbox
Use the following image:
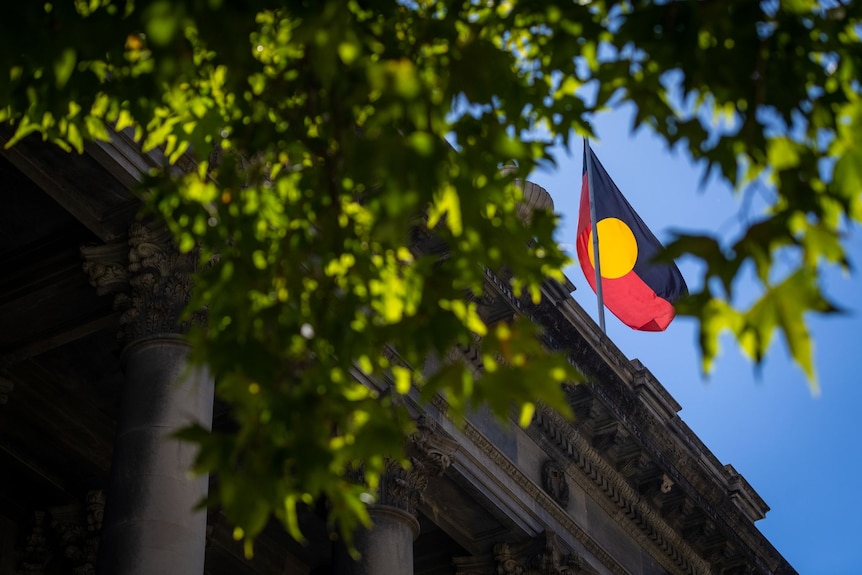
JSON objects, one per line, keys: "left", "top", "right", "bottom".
{"left": 577, "top": 252, "right": 677, "bottom": 332}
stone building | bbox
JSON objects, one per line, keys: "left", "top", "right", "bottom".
{"left": 0, "top": 130, "right": 796, "bottom": 575}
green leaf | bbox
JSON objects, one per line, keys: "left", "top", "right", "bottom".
{"left": 739, "top": 268, "right": 839, "bottom": 391}
{"left": 143, "top": 1, "right": 184, "bottom": 47}
{"left": 767, "top": 137, "right": 801, "bottom": 172}
{"left": 53, "top": 48, "right": 77, "bottom": 89}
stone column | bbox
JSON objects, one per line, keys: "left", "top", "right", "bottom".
{"left": 336, "top": 416, "right": 456, "bottom": 575}
{"left": 83, "top": 223, "right": 212, "bottom": 575}
{"left": 349, "top": 500, "right": 420, "bottom": 575}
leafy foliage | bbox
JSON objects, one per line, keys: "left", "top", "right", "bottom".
{"left": 1, "top": 0, "right": 860, "bottom": 550}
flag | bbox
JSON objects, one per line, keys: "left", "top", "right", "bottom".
{"left": 576, "top": 144, "right": 687, "bottom": 331}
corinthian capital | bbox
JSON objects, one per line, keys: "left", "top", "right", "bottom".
{"left": 374, "top": 415, "right": 458, "bottom": 516}
{"left": 376, "top": 458, "right": 429, "bottom": 515}
{"left": 81, "top": 222, "right": 203, "bottom": 342}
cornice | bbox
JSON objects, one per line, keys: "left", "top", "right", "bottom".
{"left": 540, "top": 306, "right": 784, "bottom": 574}
{"left": 533, "top": 407, "right": 709, "bottom": 575}
{"left": 478, "top": 271, "right": 793, "bottom": 575}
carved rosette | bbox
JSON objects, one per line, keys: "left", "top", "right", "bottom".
{"left": 375, "top": 415, "right": 457, "bottom": 516}
{"left": 82, "top": 222, "right": 204, "bottom": 342}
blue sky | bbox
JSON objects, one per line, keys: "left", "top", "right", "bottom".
{"left": 530, "top": 109, "right": 862, "bottom": 574}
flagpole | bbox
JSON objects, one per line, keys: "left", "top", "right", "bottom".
{"left": 584, "top": 138, "right": 606, "bottom": 333}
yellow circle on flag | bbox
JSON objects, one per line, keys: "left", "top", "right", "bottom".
{"left": 588, "top": 217, "right": 638, "bottom": 279}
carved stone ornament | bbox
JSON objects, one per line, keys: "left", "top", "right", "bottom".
{"left": 495, "top": 542, "right": 526, "bottom": 575}
{"left": 408, "top": 415, "right": 458, "bottom": 477}
{"left": 82, "top": 222, "right": 205, "bottom": 341}
{"left": 16, "top": 511, "right": 52, "bottom": 575}
{"left": 528, "top": 532, "right": 600, "bottom": 575}
{"left": 16, "top": 491, "right": 104, "bottom": 575}
{"left": 455, "top": 531, "right": 599, "bottom": 575}
{"left": 374, "top": 415, "right": 457, "bottom": 516}
{"left": 660, "top": 473, "right": 674, "bottom": 494}
{"left": 80, "top": 241, "right": 129, "bottom": 297}
{"left": 541, "top": 460, "right": 570, "bottom": 508}
{"left": 376, "top": 458, "right": 429, "bottom": 515}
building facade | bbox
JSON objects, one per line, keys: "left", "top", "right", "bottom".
{"left": 0, "top": 131, "right": 795, "bottom": 575}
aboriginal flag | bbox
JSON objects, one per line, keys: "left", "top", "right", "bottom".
{"left": 576, "top": 145, "right": 687, "bottom": 331}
